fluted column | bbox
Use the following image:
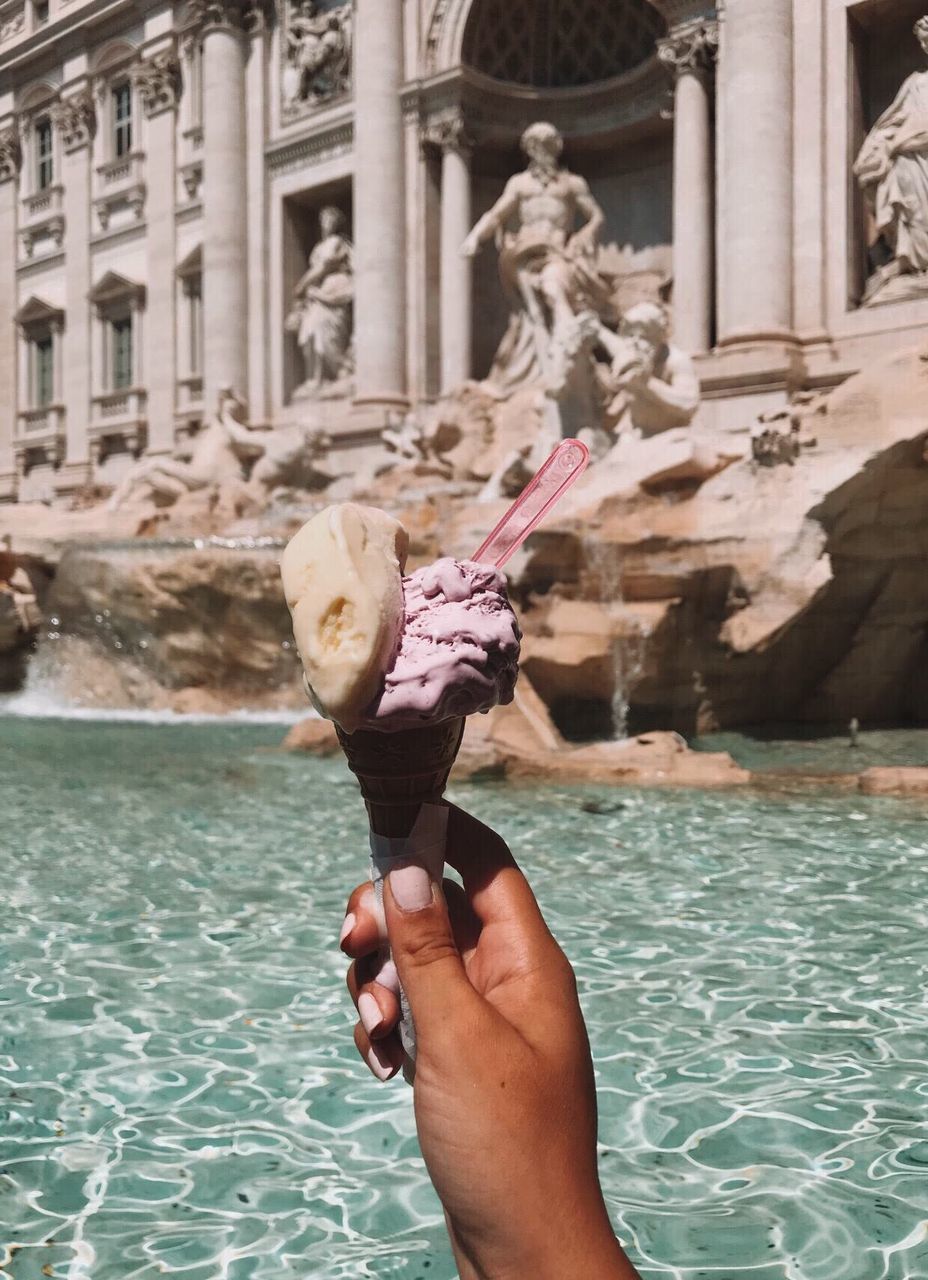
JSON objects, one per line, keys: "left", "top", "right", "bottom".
{"left": 197, "top": 0, "right": 249, "bottom": 415}
{"left": 135, "top": 50, "right": 180, "bottom": 454}
{"left": 658, "top": 19, "right": 717, "bottom": 355}
{"left": 353, "top": 0, "right": 408, "bottom": 412}
{"left": 0, "top": 125, "right": 20, "bottom": 497}
{"left": 717, "top": 0, "right": 794, "bottom": 344}
{"left": 53, "top": 88, "right": 95, "bottom": 493}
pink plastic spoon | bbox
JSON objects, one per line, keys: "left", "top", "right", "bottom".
{"left": 473, "top": 438, "right": 590, "bottom": 568}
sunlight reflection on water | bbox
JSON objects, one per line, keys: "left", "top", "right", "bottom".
{"left": 2, "top": 719, "right": 927, "bottom": 1279}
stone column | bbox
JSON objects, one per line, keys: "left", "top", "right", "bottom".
{"left": 0, "top": 126, "right": 20, "bottom": 498}
{"left": 52, "top": 89, "right": 95, "bottom": 494}
{"left": 135, "top": 50, "right": 180, "bottom": 454}
{"left": 658, "top": 20, "right": 717, "bottom": 355}
{"left": 434, "top": 117, "right": 473, "bottom": 392}
{"left": 244, "top": 7, "right": 268, "bottom": 423}
{"left": 197, "top": 0, "right": 249, "bottom": 416}
{"left": 717, "top": 0, "right": 794, "bottom": 345}
{"left": 353, "top": 0, "right": 408, "bottom": 413}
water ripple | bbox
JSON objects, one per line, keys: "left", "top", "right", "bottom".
{"left": 2, "top": 720, "right": 928, "bottom": 1278}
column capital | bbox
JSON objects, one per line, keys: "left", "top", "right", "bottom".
{"left": 0, "top": 124, "right": 21, "bottom": 182}
{"left": 658, "top": 17, "right": 719, "bottom": 78}
{"left": 133, "top": 50, "right": 182, "bottom": 117}
{"left": 421, "top": 113, "right": 472, "bottom": 159}
{"left": 51, "top": 89, "right": 96, "bottom": 153}
{"left": 187, "top": 0, "right": 271, "bottom": 35}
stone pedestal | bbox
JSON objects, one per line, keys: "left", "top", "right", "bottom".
{"left": 717, "top": 0, "right": 794, "bottom": 346}
{"left": 136, "top": 51, "right": 180, "bottom": 454}
{"left": 201, "top": 8, "right": 249, "bottom": 416}
{"left": 438, "top": 123, "right": 473, "bottom": 392}
{"left": 659, "top": 20, "right": 717, "bottom": 354}
{"left": 0, "top": 128, "right": 19, "bottom": 498}
{"left": 55, "top": 90, "right": 95, "bottom": 494}
{"left": 353, "top": 0, "right": 408, "bottom": 412}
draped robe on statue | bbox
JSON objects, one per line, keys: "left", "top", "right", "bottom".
{"left": 855, "top": 69, "right": 928, "bottom": 280}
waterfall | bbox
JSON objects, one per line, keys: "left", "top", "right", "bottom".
{"left": 582, "top": 534, "right": 646, "bottom": 740}
{"left": 1, "top": 537, "right": 304, "bottom": 723}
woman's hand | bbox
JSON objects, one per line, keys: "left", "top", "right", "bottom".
{"left": 340, "top": 805, "right": 639, "bottom": 1280}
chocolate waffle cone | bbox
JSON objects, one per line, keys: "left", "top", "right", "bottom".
{"left": 335, "top": 717, "right": 465, "bottom": 838}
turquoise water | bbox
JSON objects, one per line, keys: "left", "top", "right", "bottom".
{"left": 2, "top": 720, "right": 928, "bottom": 1279}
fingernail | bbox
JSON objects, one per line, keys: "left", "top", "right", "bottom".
{"left": 375, "top": 957, "right": 399, "bottom": 994}
{"left": 358, "top": 991, "right": 382, "bottom": 1036}
{"left": 339, "top": 912, "right": 356, "bottom": 947}
{"left": 389, "top": 863, "right": 432, "bottom": 913}
{"left": 366, "top": 1042, "right": 395, "bottom": 1081}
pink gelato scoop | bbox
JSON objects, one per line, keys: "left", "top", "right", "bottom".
{"left": 362, "top": 557, "right": 521, "bottom": 730}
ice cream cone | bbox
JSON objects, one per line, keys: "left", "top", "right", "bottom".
{"left": 335, "top": 717, "right": 465, "bottom": 838}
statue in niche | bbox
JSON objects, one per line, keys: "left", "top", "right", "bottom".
{"left": 285, "top": 205, "right": 354, "bottom": 399}
{"left": 283, "top": 0, "right": 351, "bottom": 109}
{"left": 854, "top": 16, "right": 928, "bottom": 305}
{"left": 461, "top": 122, "right": 612, "bottom": 425}
{"left": 591, "top": 302, "right": 700, "bottom": 457}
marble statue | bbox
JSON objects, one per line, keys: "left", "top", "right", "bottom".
{"left": 285, "top": 205, "right": 354, "bottom": 398}
{"left": 593, "top": 302, "right": 700, "bottom": 452}
{"left": 461, "top": 122, "right": 611, "bottom": 405}
{"left": 854, "top": 17, "right": 928, "bottom": 304}
{"left": 107, "top": 388, "right": 261, "bottom": 510}
{"left": 248, "top": 422, "right": 332, "bottom": 496}
{"left": 283, "top": 1, "right": 351, "bottom": 108}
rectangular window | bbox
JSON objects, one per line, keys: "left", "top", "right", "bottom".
{"left": 36, "top": 118, "right": 53, "bottom": 190}
{"left": 188, "top": 278, "right": 202, "bottom": 375}
{"left": 33, "top": 335, "right": 54, "bottom": 406}
{"left": 111, "top": 316, "right": 133, "bottom": 389}
{"left": 112, "top": 83, "right": 132, "bottom": 159}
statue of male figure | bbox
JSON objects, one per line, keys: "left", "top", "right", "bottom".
{"left": 461, "top": 121, "right": 610, "bottom": 397}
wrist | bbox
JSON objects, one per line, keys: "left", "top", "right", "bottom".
{"left": 483, "top": 1201, "right": 637, "bottom": 1280}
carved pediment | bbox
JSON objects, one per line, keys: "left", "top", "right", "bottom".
{"left": 88, "top": 270, "right": 146, "bottom": 306}
{"left": 15, "top": 295, "right": 64, "bottom": 326}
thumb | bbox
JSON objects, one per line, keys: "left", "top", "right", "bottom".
{"left": 383, "top": 862, "right": 477, "bottom": 1041}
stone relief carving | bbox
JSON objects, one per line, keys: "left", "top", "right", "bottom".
{"left": 0, "top": 4, "right": 25, "bottom": 44}
{"left": 854, "top": 16, "right": 928, "bottom": 305}
{"left": 282, "top": 0, "right": 351, "bottom": 110}
{"left": 461, "top": 121, "right": 611, "bottom": 433}
{"left": 0, "top": 125, "right": 21, "bottom": 181}
{"left": 133, "top": 51, "right": 181, "bottom": 117}
{"left": 285, "top": 204, "right": 354, "bottom": 398}
{"left": 51, "top": 90, "right": 95, "bottom": 152}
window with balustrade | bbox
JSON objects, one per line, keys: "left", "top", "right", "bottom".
{"left": 35, "top": 118, "right": 53, "bottom": 190}
{"left": 112, "top": 82, "right": 132, "bottom": 159}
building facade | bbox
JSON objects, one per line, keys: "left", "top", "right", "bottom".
{"left": 1, "top": 0, "right": 927, "bottom": 502}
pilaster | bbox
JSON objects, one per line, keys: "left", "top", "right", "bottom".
{"left": 137, "top": 50, "right": 181, "bottom": 454}
{"left": 53, "top": 88, "right": 95, "bottom": 495}
{"left": 0, "top": 123, "right": 20, "bottom": 500}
